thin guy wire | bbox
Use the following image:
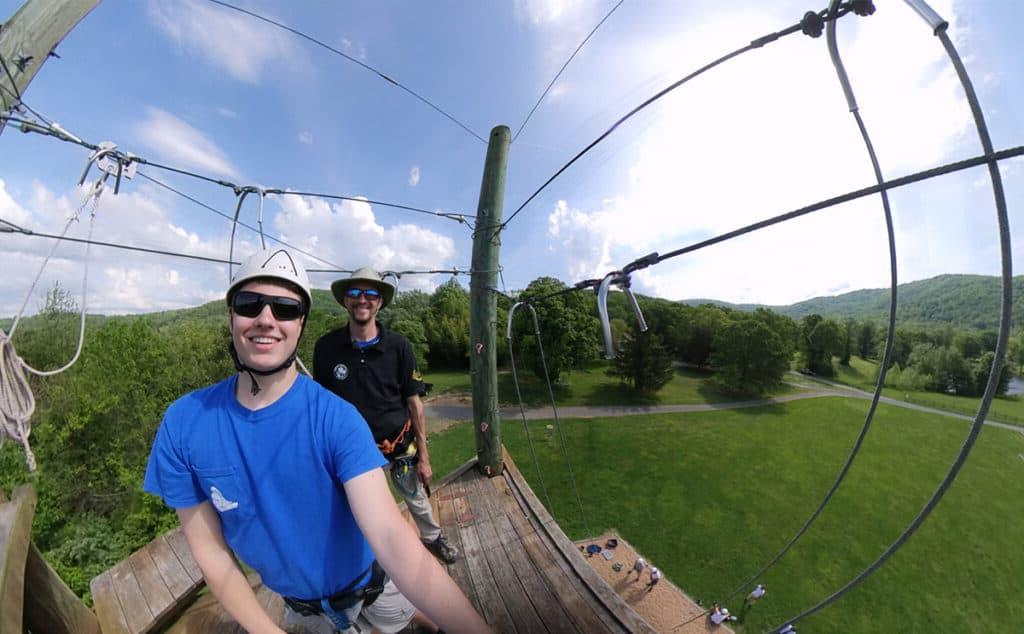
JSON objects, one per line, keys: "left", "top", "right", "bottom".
{"left": 0, "top": 52, "right": 22, "bottom": 103}
{"left": 506, "top": 303, "right": 557, "bottom": 515}
{"left": 708, "top": 7, "right": 903, "bottom": 617}
{"left": 205, "top": 0, "right": 486, "bottom": 144}
{"left": 0, "top": 223, "right": 237, "bottom": 265}
{"left": 1, "top": 115, "right": 469, "bottom": 226}
{"left": 501, "top": 41, "right": 753, "bottom": 231}
{"left": 649, "top": 144, "right": 1024, "bottom": 268}
{"left": 515, "top": 301, "right": 593, "bottom": 538}
{"left": 137, "top": 171, "right": 344, "bottom": 270}
{"left": 514, "top": 143, "right": 1023, "bottom": 313}
{"left": 512, "top": 0, "right": 626, "bottom": 143}
{"left": 768, "top": 22, "right": 1013, "bottom": 634}
{"left": 277, "top": 190, "right": 470, "bottom": 224}
{"left": 500, "top": 6, "right": 848, "bottom": 233}
{"left": 0, "top": 58, "right": 56, "bottom": 127}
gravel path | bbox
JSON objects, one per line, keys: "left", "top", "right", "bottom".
{"left": 424, "top": 381, "right": 1023, "bottom": 433}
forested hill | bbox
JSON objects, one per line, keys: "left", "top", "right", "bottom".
{"left": 687, "top": 274, "right": 1024, "bottom": 330}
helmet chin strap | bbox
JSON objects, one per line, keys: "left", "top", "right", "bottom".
{"left": 228, "top": 343, "right": 297, "bottom": 396}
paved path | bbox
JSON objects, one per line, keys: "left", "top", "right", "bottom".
{"left": 425, "top": 379, "right": 1024, "bottom": 433}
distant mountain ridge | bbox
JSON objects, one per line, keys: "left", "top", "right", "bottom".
{"left": 684, "top": 274, "right": 1024, "bottom": 330}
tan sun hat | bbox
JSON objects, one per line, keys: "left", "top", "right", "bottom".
{"left": 331, "top": 266, "right": 396, "bottom": 308}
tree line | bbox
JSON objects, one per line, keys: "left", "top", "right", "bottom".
{"left": 1, "top": 278, "right": 1019, "bottom": 602}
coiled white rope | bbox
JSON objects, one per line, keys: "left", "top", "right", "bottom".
{"left": 0, "top": 175, "right": 105, "bottom": 471}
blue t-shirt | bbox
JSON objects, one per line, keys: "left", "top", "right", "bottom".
{"left": 143, "top": 374, "right": 386, "bottom": 600}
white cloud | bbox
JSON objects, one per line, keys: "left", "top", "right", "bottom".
{"left": 0, "top": 178, "right": 32, "bottom": 228}
{"left": 148, "top": 0, "right": 306, "bottom": 84}
{"left": 216, "top": 107, "right": 238, "bottom": 119}
{"left": 134, "top": 107, "right": 242, "bottom": 181}
{"left": 340, "top": 38, "right": 368, "bottom": 61}
{"left": 544, "top": 2, "right": 983, "bottom": 304}
{"left": 408, "top": 166, "right": 421, "bottom": 187}
{"left": 299, "top": 131, "right": 314, "bottom": 145}
{"left": 0, "top": 179, "right": 226, "bottom": 317}
{"left": 270, "top": 194, "right": 458, "bottom": 293}
{"left": 514, "top": 0, "right": 587, "bottom": 25}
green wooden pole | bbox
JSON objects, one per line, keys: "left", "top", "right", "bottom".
{"left": 470, "top": 125, "right": 510, "bottom": 476}
{"left": 0, "top": 0, "right": 100, "bottom": 118}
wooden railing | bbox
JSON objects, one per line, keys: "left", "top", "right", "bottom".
{"left": 0, "top": 484, "right": 100, "bottom": 633}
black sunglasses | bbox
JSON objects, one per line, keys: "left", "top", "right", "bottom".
{"left": 344, "top": 287, "right": 382, "bottom": 300}
{"left": 232, "top": 291, "right": 306, "bottom": 321}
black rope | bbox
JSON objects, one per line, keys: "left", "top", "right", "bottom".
{"left": 205, "top": 0, "right": 487, "bottom": 144}
{"left": 705, "top": 1, "right": 899, "bottom": 620}
{"left": 0, "top": 222, "right": 237, "bottom": 265}
{"left": 767, "top": 21, "right": 1014, "bottom": 634}
{"left": 1, "top": 114, "right": 469, "bottom": 226}
{"left": 136, "top": 172, "right": 344, "bottom": 270}
{"left": 500, "top": 3, "right": 864, "bottom": 233}
{"left": 276, "top": 190, "right": 469, "bottom": 224}
{"left": 0, "top": 52, "right": 22, "bottom": 103}
{"left": 512, "top": 0, "right": 626, "bottom": 143}
{"left": 506, "top": 301, "right": 594, "bottom": 538}
{"left": 652, "top": 144, "right": 1024, "bottom": 267}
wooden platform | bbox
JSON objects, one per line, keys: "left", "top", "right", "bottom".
{"left": 91, "top": 527, "right": 205, "bottom": 633}
{"left": 91, "top": 448, "right": 655, "bottom": 632}
{"left": 432, "top": 448, "right": 655, "bottom": 633}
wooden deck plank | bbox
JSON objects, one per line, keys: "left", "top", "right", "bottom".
{"left": 503, "top": 474, "right": 618, "bottom": 633}
{"left": 164, "top": 527, "right": 203, "bottom": 584}
{"left": 0, "top": 485, "right": 37, "bottom": 634}
{"left": 108, "top": 558, "right": 155, "bottom": 633}
{"left": 128, "top": 547, "right": 176, "bottom": 627}
{"left": 147, "top": 535, "right": 195, "bottom": 599}
{"left": 449, "top": 473, "right": 517, "bottom": 632}
{"left": 503, "top": 448, "right": 656, "bottom": 634}
{"left": 487, "top": 477, "right": 581, "bottom": 633}
{"left": 434, "top": 473, "right": 481, "bottom": 616}
{"left": 464, "top": 471, "right": 547, "bottom": 634}
{"left": 91, "top": 570, "right": 131, "bottom": 634}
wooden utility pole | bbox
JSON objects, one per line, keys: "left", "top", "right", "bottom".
{"left": 0, "top": 0, "right": 99, "bottom": 115}
{"left": 470, "top": 125, "right": 510, "bottom": 476}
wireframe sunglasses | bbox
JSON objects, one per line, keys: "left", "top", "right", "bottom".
{"left": 231, "top": 291, "right": 306, "bottom": 320}
{"left": 344, "top": 287, "right": 382, "bottom": 300}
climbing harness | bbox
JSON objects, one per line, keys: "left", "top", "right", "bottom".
{"left": 377, "top": 418, "right": 413, "bottom": 457}
{"left": 283, "top": 560, "right": 388, "bottom": 626}
{"left": 389, "top": 444, "right": 420, "bottom": 498}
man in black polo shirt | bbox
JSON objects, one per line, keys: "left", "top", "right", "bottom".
{"left": 313, "top": 266, "right": 459, "bottom": 564}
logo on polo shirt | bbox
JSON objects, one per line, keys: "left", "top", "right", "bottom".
{"left": 210, "top": 486, "right": 239, "bottom": 513}
{"left": 333, "top": 363, "right": 350, "bottom": 381}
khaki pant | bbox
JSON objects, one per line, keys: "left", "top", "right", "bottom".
{"left": 390, "top": 464, "right": 441, "bottom": 542}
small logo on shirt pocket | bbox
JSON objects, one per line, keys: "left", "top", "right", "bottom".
{"left": 210, "top": 486, "right": 239, "bottom": 512}
{"left": 333, "top": 363, "right": 349, "bottom": 380}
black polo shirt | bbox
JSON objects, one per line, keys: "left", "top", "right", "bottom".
{"left": 312, "top": 322, "right": 425, "bottom": 444}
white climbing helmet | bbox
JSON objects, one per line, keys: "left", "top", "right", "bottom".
{"left": 227, "top": 249, "right": 312, "bottom": 309}
{"left": 331, "top": 266, "right": 396, "bottom": 308}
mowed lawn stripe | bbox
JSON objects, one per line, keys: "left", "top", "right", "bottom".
{"left": 428, "top": 397, "right": 1024, "bottom": 632}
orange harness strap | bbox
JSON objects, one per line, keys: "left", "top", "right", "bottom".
{"left": 377, "top": 419, "right": 412, "bottom": 456}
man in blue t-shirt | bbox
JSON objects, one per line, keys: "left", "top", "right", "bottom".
{"left": 144, "top": 249, "right": 488, "bottom": 634}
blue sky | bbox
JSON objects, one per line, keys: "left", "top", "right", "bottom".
{"left": 1, "top": 0, "right": 1021, "bottom": 316}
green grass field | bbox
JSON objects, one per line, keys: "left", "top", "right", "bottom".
{"left": 831, "top": 356, "right": 1024, "bottom": 425}
{"left": 425, "top": 363, "right": 807, "bottom": 407}
{"left": 426, "top": 398, "right": 1024, "bottom": 633}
